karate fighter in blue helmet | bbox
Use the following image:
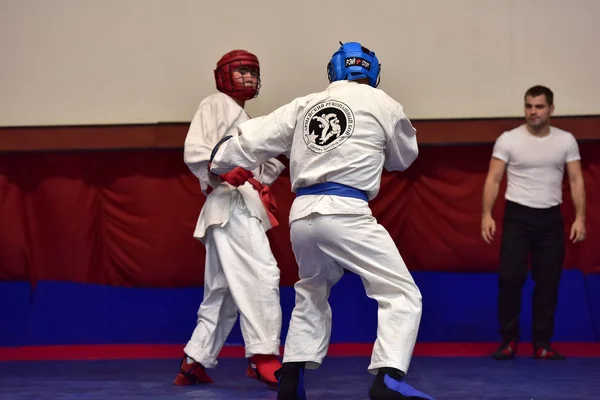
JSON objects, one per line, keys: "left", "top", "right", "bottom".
{"left": 208, "top": 41, "right": 435, "bottom": 400}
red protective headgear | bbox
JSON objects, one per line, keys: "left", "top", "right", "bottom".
{"left": 214, "top": 50, "right": 261, "bottom": 101}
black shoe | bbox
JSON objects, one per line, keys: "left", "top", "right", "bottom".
{"left": 369, "top": 367, "right": 435, "bottom": 400}
{"left": 491, "top": 340, "right": 518, "bottom": 360}
{"left": 275, "top": 362, "right": 307, "bottom": 400}
{"left": 534, "top": 345, "right": 565, "bottom": 360}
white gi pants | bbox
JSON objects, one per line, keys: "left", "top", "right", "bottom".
{"left": 283, "top": 213, "right": 422, "bottom": 375}
{"left": 184, "top": 197, "right": 282, "bottom": 368}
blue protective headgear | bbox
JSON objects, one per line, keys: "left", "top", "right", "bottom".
{"left": 327, "top": 41, "right": 381, "bottom": 88}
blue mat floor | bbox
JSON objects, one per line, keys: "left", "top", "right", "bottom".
{"left": 0, "top": 356, "right": 599, "bottom": 399}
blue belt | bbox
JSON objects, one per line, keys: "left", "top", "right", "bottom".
{"left": 295, "top": 182, "right": 369, "bottom": 202}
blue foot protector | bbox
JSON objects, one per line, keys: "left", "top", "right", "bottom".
{"left": 383, "top": 374, "right": 435, "bottom": 400}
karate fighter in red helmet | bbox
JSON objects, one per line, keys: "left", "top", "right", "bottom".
{"left": 175, "top": 49, "right": 285, "bottom": 388}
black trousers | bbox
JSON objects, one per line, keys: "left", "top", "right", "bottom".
{"left": 497, "top": 200, "right": 565, "bottom": 347}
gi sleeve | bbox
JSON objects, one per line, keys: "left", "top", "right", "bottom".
{"left": 183, "top": 103, "right": 223, "bottom": 193}
{"left": 383, "top": 110, "right": 419, "bottom": 172}
{"left": 254, "top": 158, "right": 287, "bottom": 186}
{"left": 209, "top": 99, "right": 300, "bottom": 175}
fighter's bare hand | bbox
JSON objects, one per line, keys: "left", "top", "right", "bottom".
{"left": 481, "top": 215, "right": 496, "bottom": 244}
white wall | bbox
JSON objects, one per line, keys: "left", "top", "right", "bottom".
{"left": 0, "top": 0, "right": 598, "bottom": 126}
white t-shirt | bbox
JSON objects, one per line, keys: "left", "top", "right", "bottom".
{"left": 492, "top": 124, "right": 581, "bottom": 209}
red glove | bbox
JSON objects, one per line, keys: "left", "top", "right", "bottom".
{"left": 219, "top": 167, "right": 254, "bottom": 187}
{"left": 248, "top": 178, "right": 279, "bottom": 228}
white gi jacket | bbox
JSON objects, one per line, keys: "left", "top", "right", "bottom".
{"left": 184, "top": 92, "right": 286, "bottom": 240}
{"left": 209, "top": 80, "right": 419, "bottom": 223}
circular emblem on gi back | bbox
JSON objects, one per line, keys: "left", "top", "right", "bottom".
{"left": 303, "top": 101, "right": 355, "bottom": 153}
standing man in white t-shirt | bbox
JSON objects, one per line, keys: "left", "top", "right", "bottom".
{"left": 481, "top": 85, "right": 587, "bottom": 361}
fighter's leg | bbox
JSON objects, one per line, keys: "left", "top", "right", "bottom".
{"left": 183, "top": 228, "right": 240, "bottom": 368}
{"left": 213, "top": 201, "right": 282, "bottom": 356}
{"left": 318, "top": 214, "right": 422, "bottom": 375}
{"left": 294, "top": 214, "right": 432, "bottom": 399}
{"left": 176, "top": 228, "right": 240, "bottom": 385}
{"left": 283, "top": 215, "right": 345, "bottom": 368}
{"left": 211, "top": 200, "right": 282, "bottom": 385}
{"left": 276, "top": 215, "right": 344, "bottom": 400}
